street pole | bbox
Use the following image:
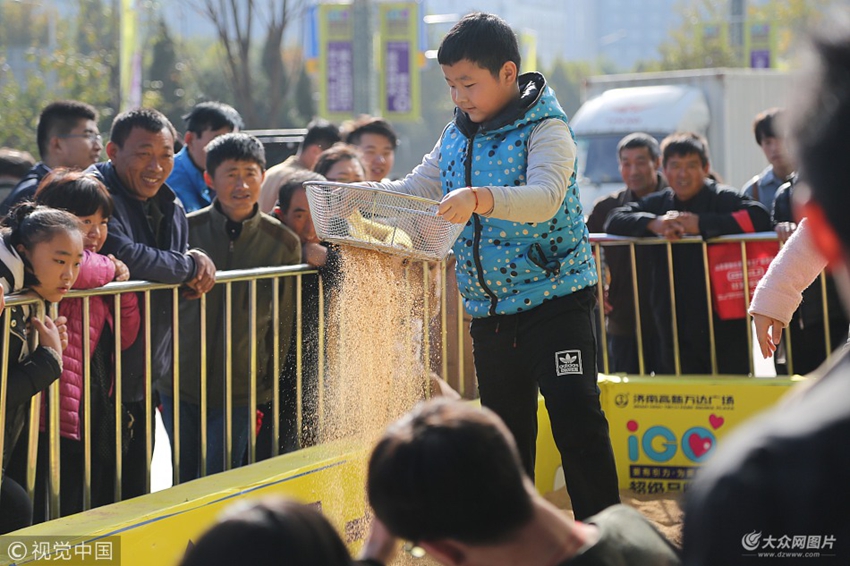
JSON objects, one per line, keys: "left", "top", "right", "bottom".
{"left": 352, "top": 0, "right": 375, "bottom": 116}
{"left": 730, "top": 0, "right": 746, "bottom": 63}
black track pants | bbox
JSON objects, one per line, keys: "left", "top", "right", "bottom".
{"left": 471, "top": 288, "right": 621, "bottom": 520}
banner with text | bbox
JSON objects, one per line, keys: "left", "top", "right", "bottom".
{"left": 318, "top": 3, "right": 355, "bottom": 121}
{"left": 379, "top": 2, "right": 421, "bottom": 122}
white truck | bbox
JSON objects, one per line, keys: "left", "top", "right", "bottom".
{"left": 569, "top": 68, "right": 793, "bottom": 214}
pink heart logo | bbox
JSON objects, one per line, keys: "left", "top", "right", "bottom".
{"left": 688, "top": 433, "right": 713, "bottom": 458}
{"left": 709, "top": 414, "right": 725, "bottom": 430}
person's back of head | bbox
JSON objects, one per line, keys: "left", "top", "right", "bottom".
{"left": 660, "top": 132, "right": 710, "bottom": 169}
{"left": 35, "top": 169, "right": 114, "bottom": 218}
{"left": 204, "top": 132, "right": 266, "bottom": 178}
{"left": 753, "top": 107, "right": 786, "bottom": 145}
{"left": 367, "top": 399, "right": 534, "bottom": 545}
{"left": 303, "top": 118, "right": 341, "bottom": 152}
{"left": 182, "top": 102, "right": 244, "bottom": 136}
{"left": 36, "top": 100, "right": 99, "bottom": 161}
{"left": 179, "top": 498, "right": 352, "bottom": 566}
{"left": 0, "top": 148, "right": 36, "bottom": 200}
{"left": 436, "top": 12, "right": 521, "bottom": 77}
{"left": 0, "top": 148, "right": 36, "bottom": 181}
{"left": 793, "top": 16, "right": 850, "bottom": 252}
{"left": 109, "top": 108, "right": 176, "bottom": 149}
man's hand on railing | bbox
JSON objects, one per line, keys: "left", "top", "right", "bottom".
{"left": 185, "top": 250, "right": 217, "bottom": 298}
{"left": 752, "top": 312, "right": 785, "bottom": 359}
{"left": 775, "top": 221, "right": 797, "bottom": 243}
{"left": 33, "top": 314, "right": 68, "bottom": 353}
{"left": 648, "top": 213, "right": 686, "bottom": 240}
{"left": 108, "top": 254, "right": 130, "bottom": 282}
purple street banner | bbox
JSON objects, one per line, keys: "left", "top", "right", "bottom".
{"left": 379, "top": 3, "right": 420, "bottom": 121}
{"left": 319, "top": 4, "right": 354, "bottom": 120}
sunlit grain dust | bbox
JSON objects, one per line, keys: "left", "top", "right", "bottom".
{"left": 320, "top": 248, "right": 430, "bottom": 549}
{"left": 322, "top": 248, "right": 428, "bottom": 445}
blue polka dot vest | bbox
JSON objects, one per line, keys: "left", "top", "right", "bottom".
{"left": 439, "top": 72, "right": 598, "bottom": 317}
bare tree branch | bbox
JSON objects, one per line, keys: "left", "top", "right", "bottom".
{"left": 187, "top": 0, "right": 306, "bottom": 127}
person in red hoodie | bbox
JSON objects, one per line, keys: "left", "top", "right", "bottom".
{"left": 33, "top": 169, "right": 140, "bottom": 517}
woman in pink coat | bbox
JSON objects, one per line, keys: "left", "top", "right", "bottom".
{"left": 34, "top": 170, "right": 140, "bottom": 516}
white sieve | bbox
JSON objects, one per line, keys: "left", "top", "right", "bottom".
{"left": 303, "top": 181, "right": 464, "bottom": 261}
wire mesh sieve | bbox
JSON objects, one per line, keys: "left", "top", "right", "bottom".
{"left": 303, "top": 181, "right": 464, "bottom": 261}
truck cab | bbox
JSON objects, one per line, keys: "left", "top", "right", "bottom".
{"left": 570, "top": 85, "right": 710, "bottom": 214}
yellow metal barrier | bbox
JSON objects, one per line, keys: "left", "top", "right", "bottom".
{"left": 0, "top": 231, "right": 839, "bottom": 548}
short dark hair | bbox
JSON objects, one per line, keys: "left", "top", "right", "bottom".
{"left": 660, "top": 132, "right": 710, "bottom": 168}
{"left": 437, "top": 12, "right": 521, "bottom": 77}
{"left": 343, "top": 116, "right": 398, "bottom": 149}
{"left": 179, "top": 498, "right": 351, "bottom": 566}
{"left": 792, "top": 20, "right": 850, "bottom": 247}
{"left": 313, "top": 144, "right": 365, "bottom": 179}
{"left": 2, "top": 203, "right": 82, "bottom": 288}
{"left": 204, "top": 133, "right": 266, "bottom": 178}
{"left": 277, "top": 171, "right": 324, "bottom": 214}
{"left": 109, "top": 108, "right": 177, "bottom": 149}
{"left": 617, "top": 132, "right": 661, "bottom": 161}
{"left": 36, "top": 100, "right": 99, "bottom": 160}
{"left": 183, "top": 102, "right": 244, "bottom": 136}
{"left": 367, "top": 399, "right": 535, "bottom": 544}
{"left": 0, "top": 148, "right": 36, "bottom": 179}
{"left": 35, "top": 169, "right": 114, "bottom": 218}
{"left": 753, "top": 107, "right": 786, "bottom": 145}
{"left": 302, "top": 118, "right": 341, "bottom": 151}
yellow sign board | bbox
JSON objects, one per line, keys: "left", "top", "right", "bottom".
{"left": 600, "top": 375, "right": 797, "bottom": 493}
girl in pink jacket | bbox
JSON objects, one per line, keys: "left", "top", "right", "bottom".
{"left": 33, "top": 170, "right": 140, "bottom": 517}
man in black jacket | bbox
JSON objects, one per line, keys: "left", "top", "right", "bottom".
{"left": 605, "top": 133, "right": 771, "bottom": 375}
{"left": 587, "top": 133, "right": 665, "bottom": 374}
{"left": 93, "top": 108, "right": 216, "bottom": 498}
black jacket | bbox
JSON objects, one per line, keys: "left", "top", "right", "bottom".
{"left": 0, "top": 238, "right": 62, "bottom": 472}
{"left": 92, "top": 161, "right": 196, "bottom": 401}
{"left": 772, "top": 178, "right": 847, "bottom": 330}
{"left": 684, "top": 348, "right": 850, "bottom": 564}
{"left": 605, "top": 180, "right": 771, "bottom": 374}
{"left": 0, "top": 163, "right": 51, "bottom": 218}
{"left": 587, "top": 174, "right": 666, "bottom": 337}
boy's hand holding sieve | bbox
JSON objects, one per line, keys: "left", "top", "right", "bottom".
{"left": 438, "top": 186, "right": 492, "bottom": 224}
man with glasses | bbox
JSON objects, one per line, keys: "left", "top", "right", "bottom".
{"left": 0, "top": 100, "right": 103, "bottom": 217}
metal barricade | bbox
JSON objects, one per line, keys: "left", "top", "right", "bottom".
{"left": 589, "top": 231, "right": 838, "bottom": 377}
{"left": 3, "top": 233, "right": 836, "bottom": 522}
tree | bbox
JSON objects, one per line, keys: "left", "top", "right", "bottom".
{"left": 546, "top": 59, "right": 595, "bottom": 118}
{"left": 639, "top": 0, "right": 839, "bottom": 72}
{"left": 291, "top": 62, "right": 316, "bottom": 125}
{"left": 144, "top": 17, "right": 189, "bottom": 130}
{"left": 190, "top": 0, "right": 308, "bottom": 128}
{"left": 638, "top": 0, "right": 741, "bottom": 72}
{"left": 0, "top": 1, "right": 117, "bottom": 155}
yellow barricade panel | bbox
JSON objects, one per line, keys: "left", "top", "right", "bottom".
{"left": 599, "top": 374, "right": 800, "bottom": 493}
